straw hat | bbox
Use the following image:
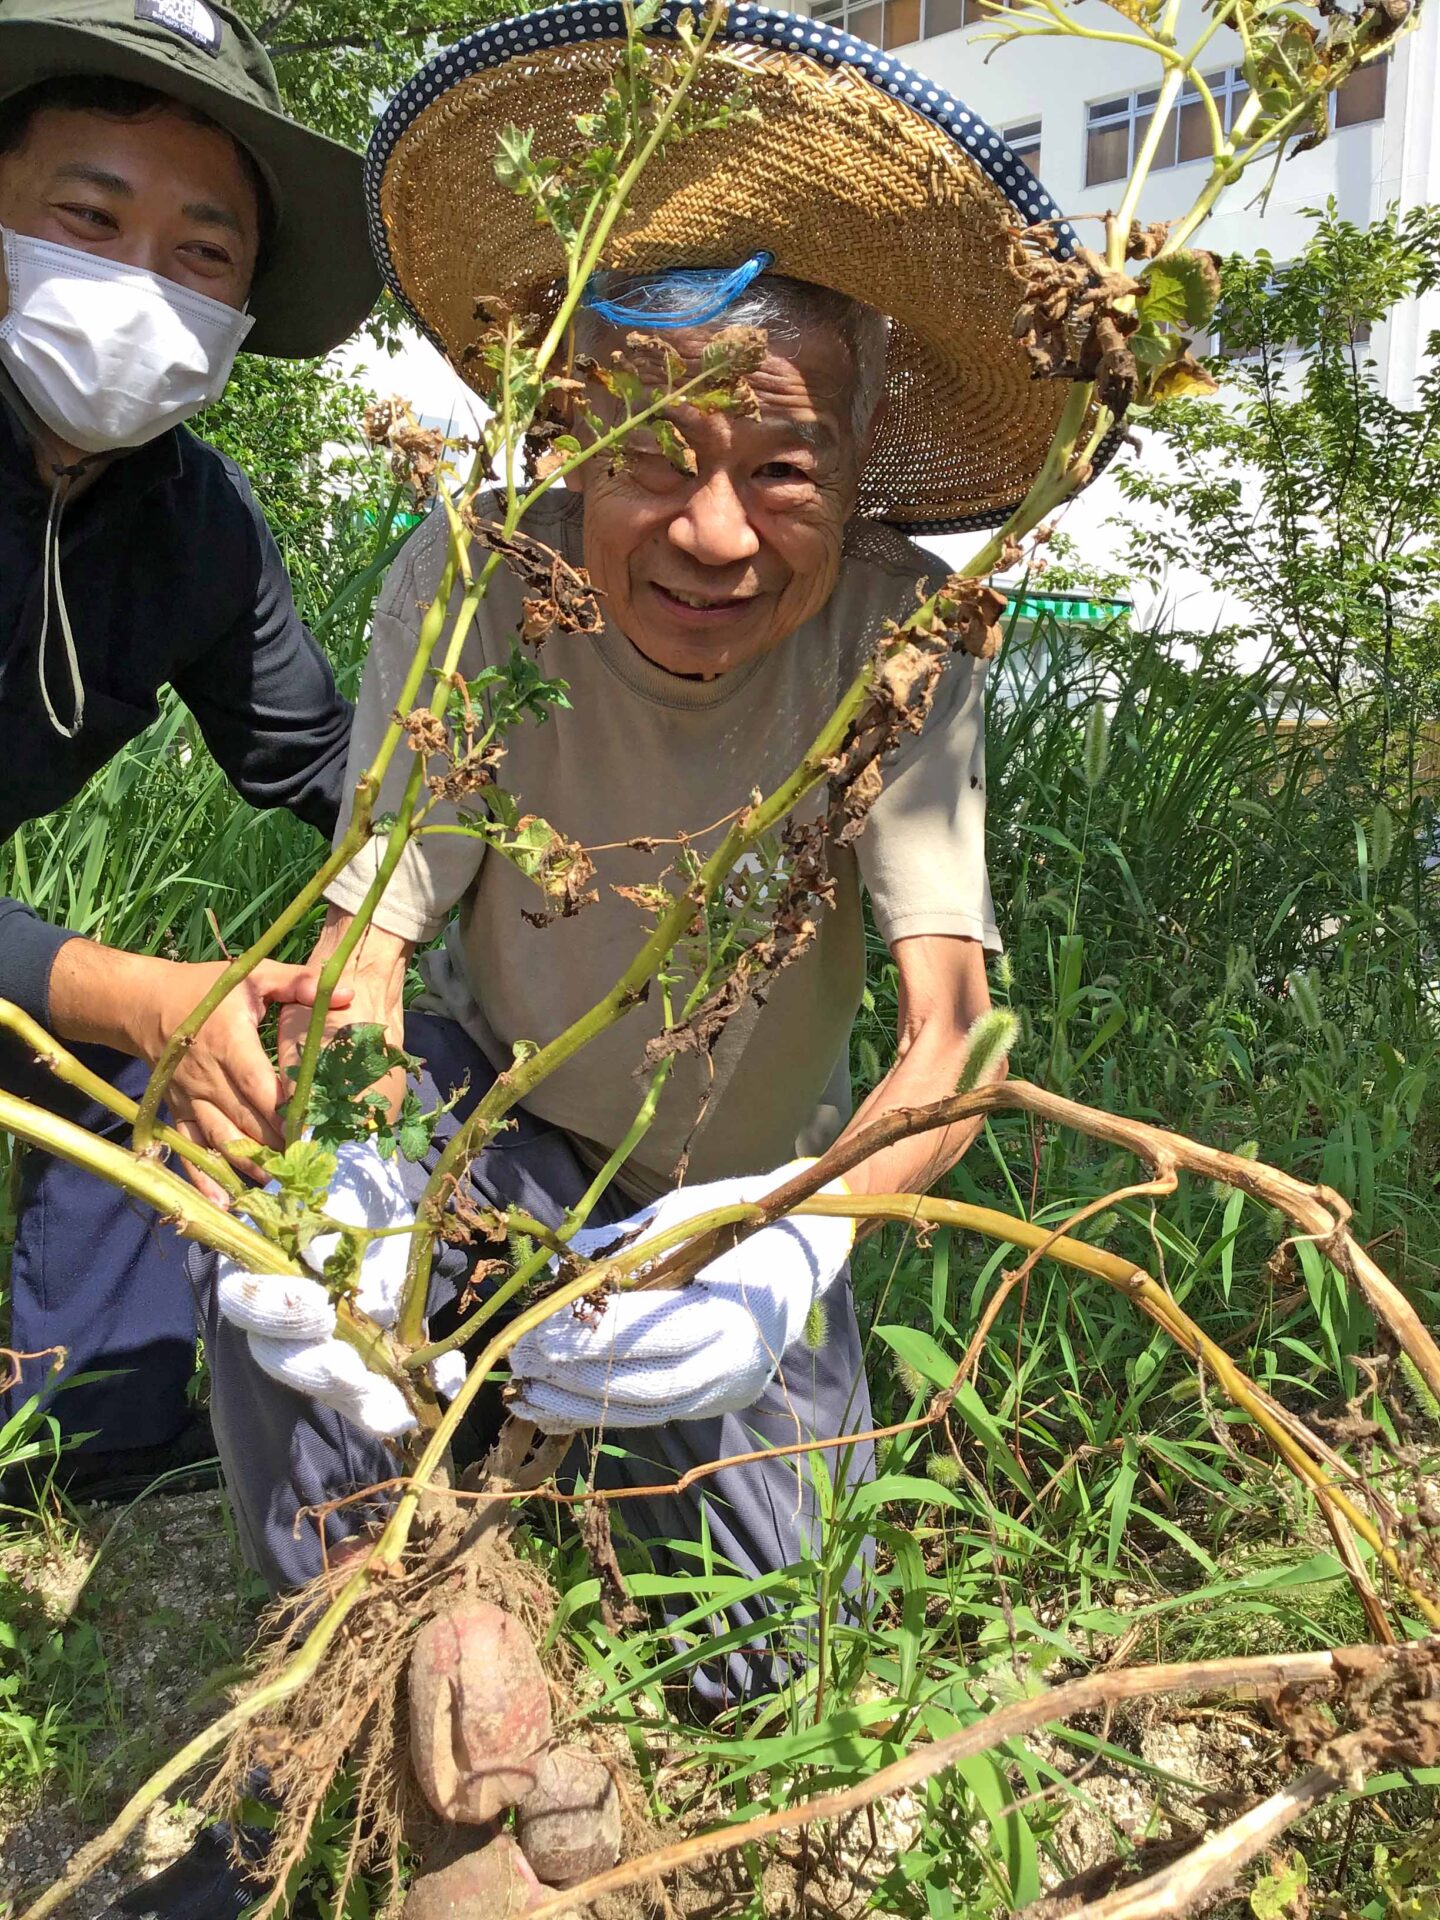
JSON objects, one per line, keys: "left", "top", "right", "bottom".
{"left": 367, "top": 0, "right": 1119, "bottom": 533}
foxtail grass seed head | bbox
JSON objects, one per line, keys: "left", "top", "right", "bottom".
{"left": 1286, "top": 967, "right": 1323, "bottom": 1032}
{"left": 893, "top": 1352, "right": 929, "bottom": 1400}
{"left": 925, "top": 1450, "right": 963, "bottom": 1490}
{"left": 803, "top": 1295, "right": 829, "bottom": 1352}
{"left": 1211, "top": 1138, "right": 1259, "bottom": 1201}
{"left": 995, "top": 951, "right": 1014, "bottom": 993}
{"left": 955, "top": 1007, "right": 1020, "bottom": 1096}
{"left": 1082, "top": 702, "right": 1110, "bottom": 792}
{"left": 855, "top": 1036, "right": 882, "bottom": 1089}
{"left": 1370, "top": 802, "right": 1395, "bottom": 873}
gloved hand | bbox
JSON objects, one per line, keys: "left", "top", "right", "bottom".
{"left": 215, "top": 1141, "right": 467, "bottom": 1438}
{"left": 507, "top": 1159, "right": 854, "bottom": 1433}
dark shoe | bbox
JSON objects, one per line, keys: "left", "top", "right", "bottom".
{"left": 102, "top": 1821, "right": 268, "bottom": 1918}
{"left": 3, "top": 1410, "right": 221, "bottom": 1509}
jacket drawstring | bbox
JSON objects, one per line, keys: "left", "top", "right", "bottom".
{"left": 38, "top": 466, "right": 84, "bottom": 740}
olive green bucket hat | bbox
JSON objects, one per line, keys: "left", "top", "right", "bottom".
{"left": 0, "top": 0, "right": 379, "bottom": 355}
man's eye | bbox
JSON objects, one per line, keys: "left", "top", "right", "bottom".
{"left": 183, "top": 242, "right": 233, "bottom": 266}
{"left": 756, "top": 461, "right": 812, "bottom": 482}
{"left": 59, "top": 203, "right": 115, "bottom": 229}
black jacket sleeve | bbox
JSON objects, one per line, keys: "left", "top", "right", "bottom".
{"left": 0, "top": 897, "right": 76, "bottom": 1025}
{"left": 171, "top": 463, "right": 354, "bottom": 843}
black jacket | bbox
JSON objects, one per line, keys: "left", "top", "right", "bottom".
{"left": 0, "top": 378, "right": 353, "bottom": 1025}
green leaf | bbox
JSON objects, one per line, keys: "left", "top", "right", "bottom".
{"left": 288, "top": 1023, "right": 421, "bottom": 1150}
{"left": 1250, "top": 1850, "right": 1308, "bottom": 1919}
{"left": 650, "top": 416, "right": 697, "bottom": 475}
{"left": 252, "top": 1139, "right": 338, "bottom": 1208}
{"left": 494, "top": 123, "right": 535, "bottom": 190}
{"left": 1140, "top": 251, "right": 1223, "bottom": 331}
{"left": 393, "top": 1089, "right": 437, "bottom": 1164}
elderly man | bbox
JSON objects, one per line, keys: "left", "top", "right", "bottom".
{"left": 190, "top": 0, "right": 1123, "bottom": 1654}
{"left": 205, "top": 264, "right": 999, "bottom": 1587}
{"left": 0, "top": 0, "right": 376, "bottom": 1491}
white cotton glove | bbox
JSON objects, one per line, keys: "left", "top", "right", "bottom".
{"left": 216, "top": 1141, "right": 460, "bottom": 1439}
{"left": 507, "top": 1159, "right": 855, "bottom": 1433}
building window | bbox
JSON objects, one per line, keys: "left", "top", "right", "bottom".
{"left": 1085, "top": 68, "right": 1248, "bottom": 187}
{"left": 1332, "top": 57, "right": 1387, "bottom": 127}
{"left": 810, "top": 0, "right": 1004, "bottom": 47}
{"left": 1086, "top": 59, "right": 1387, "bottom": 188}
{"left": 1002, "top": 118, "right": 1042, "bottom": 172}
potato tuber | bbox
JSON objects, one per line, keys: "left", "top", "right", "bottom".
{"left": 515, "top": 1743, "right": 623, "bottom": 1888}
{"left": 401, "top": 1833, "right": 578, "bottom": 1918}
{"left": 408, "top": 1602, "right": 553, "bottom": 1823}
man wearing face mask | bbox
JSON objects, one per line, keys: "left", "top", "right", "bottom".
{"left": 0, "top": 0, "right": 378, "bottom": 1493}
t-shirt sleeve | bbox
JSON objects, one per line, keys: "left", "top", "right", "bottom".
{"left": 854, "top": 643, "right": 1002, "bottom": 953}
{"left": 323, "top": 513, "right": 485, "bottom": 943}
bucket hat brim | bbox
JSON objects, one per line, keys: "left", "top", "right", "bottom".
{"left": 0, "top": 14, "right": 378, "bottom": 357}
{"left": 367, "top": 1, "right": 1121, "bottom": 533}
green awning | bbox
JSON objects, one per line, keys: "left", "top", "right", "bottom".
{"left": 1011, "top": 592, "right": 1132, "bottom": 625}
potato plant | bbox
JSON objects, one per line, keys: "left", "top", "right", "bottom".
{"left": 2, "top": 0, "right": 1435, "bottom": 1913}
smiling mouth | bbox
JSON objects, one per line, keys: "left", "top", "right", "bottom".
{"left": 652, "top": 584, "right": 758, "bottom": 613}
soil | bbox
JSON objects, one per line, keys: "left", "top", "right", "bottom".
{"left": 0, "top": 1492, "right": 1293, "bottom": 1920}
{"left": 0, "top": 1490, "right": 263, "bottom": 1920}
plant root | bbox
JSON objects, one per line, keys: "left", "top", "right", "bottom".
{"left": 203, "top": 1502, "right": 559, "bottom": 1916}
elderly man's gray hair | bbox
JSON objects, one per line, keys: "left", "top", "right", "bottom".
{"left": 575, "top": 271, "right": 891, "bottom": 443}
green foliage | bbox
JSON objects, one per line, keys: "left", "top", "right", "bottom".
{"left": 287, "top": 1023, "right": 423, "bottom": 1152}
{"left": 1251, "top": 1850, "right": 1308, "bottom": 1918}
{"left": 1117, "top": 204, "right": 1440, "bottom": 705}
{"left": 231, "top": 0, "right": 516, "bottom": 155}
{"left": 195, "top": 356, "right": 377, "bottom": 602}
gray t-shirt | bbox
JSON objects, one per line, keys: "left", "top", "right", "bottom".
{"left": 327, "top": 489, "right": 999, "bottom": 1201}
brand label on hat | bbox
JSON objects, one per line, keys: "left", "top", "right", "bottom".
{"left": 134, "top": 0, "right": 223, "bottom": 56}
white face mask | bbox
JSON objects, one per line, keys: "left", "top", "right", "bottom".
{"left": 0, "top": 226, "right": 254, "bottom": 454}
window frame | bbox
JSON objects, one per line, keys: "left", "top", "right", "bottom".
{"left": 1001, "top": 117, "right": 1042, "bottom": 172}
{"left": 809, "top": 0, "right": 1006, "bottom": 46}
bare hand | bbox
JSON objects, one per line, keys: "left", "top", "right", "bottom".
{"left": 134, "top": 959, "right": 354, "bottom": 1203}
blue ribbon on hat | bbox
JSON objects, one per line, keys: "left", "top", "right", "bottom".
{"left": 580, "top": 250, "right": 775, "bottom": 328}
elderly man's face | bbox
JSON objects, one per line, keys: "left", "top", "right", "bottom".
{"left": 569, "top": 324, "right": 865, "bottom": 679}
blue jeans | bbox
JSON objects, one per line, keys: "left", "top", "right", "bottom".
{"left": 2, "top": 1040, "right": 196, "bottom": 1452}
{"left": 193, "top": 1012, "right": 876, "bottom": 1709}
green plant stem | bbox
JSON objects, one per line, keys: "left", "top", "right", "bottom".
{"left": 285, "top": 491, "right": 505, "bottom": 1146}
{"left": 405, "top": 1056, "right": 676, "bottom": 1368}
{"left": 0, "top": 998, "right": 243, "bottom": 1198}
{"left": 1109, "top": 63, "right": 1189, "bottom": 268}
{"left": 283, "top": 755, "right": 428, "bottom": 1143}
{"left": 130, "top": 776, "right": 378, "bottom": 1152}
{"left": 0, "top": 1088, "right": 291, "bottom": 1271}
{"left": 532, "top": 0, "right": 726, "bottom": 374}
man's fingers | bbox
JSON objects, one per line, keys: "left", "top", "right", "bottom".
{"left": 250, "top": 962, "right": 357, "bottom": 1012}
{"left": 172, "top": 1118, "right": 231, "bottom": 1208}
{"left": 183, "top": 1092, "right": 281, "bottom": 1168}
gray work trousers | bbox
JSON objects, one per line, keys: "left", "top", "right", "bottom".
{"left": 189, "top": 1012, "right": 874, "bottom": 1709}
